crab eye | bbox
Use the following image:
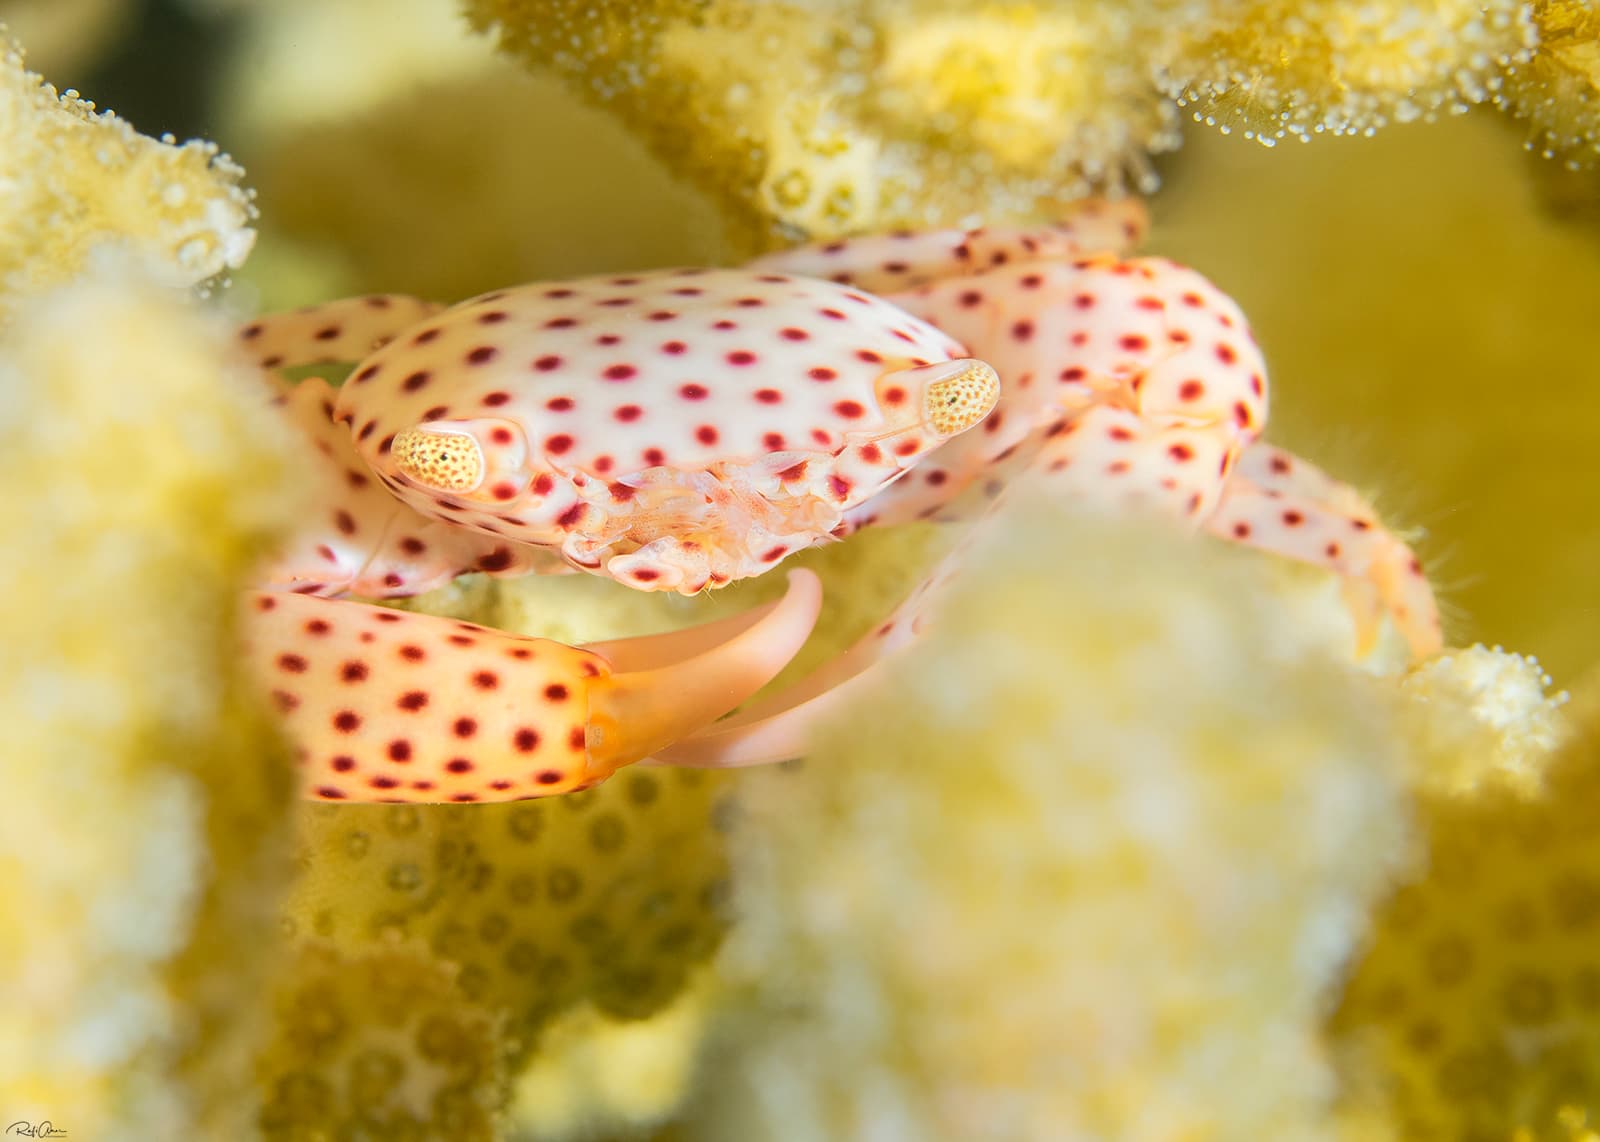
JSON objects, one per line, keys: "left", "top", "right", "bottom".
{"left": 390, "top": 427, "right": 484, "bottom": 492}
{"left": 923, "top": 361, "right": 1000, "bottom": 437}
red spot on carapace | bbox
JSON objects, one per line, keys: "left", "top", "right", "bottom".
{"left": 1178, "top": 380, "right": 1205, "bottom": 402}
{"left": 545, "top": 434, "right": 574, "bottom": 454}
{"left": 278, "top": 653, "right": 308, "bottom": 673}
{"left": 388, "top": 740, "right": 413, "bottom": 762}
{"left": 604, "top": 364, "right": 637, "bottom": 381}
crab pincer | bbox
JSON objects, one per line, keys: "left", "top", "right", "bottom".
{"left": 246, "top": 569, "right": 822, "bottom": 803}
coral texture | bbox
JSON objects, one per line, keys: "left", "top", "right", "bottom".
{"left": 1332, "top": 667, "right": 1598, "bottom": 1140}
{"left": 0, "top": 269, "right": 303, "bottom": 1139}
{"left": 0, "top": 37, "right": 255, "bottom": 311}
{"left": 692, "top": 494, "right": 1411, "bottom": 1141}
{"left": 467, "top": 0, "right": 1586, "bottom": 246}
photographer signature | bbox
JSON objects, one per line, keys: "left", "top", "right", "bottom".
{"left": 6, "top": 1123, "right": 66, "bottom": 1138}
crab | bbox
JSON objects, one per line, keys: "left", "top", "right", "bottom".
{"left": 239, "top": 200, "right": 1441, "bottom": 802}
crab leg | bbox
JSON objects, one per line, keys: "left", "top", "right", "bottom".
{"left": 1204, "top": 443, "right": 1443, "bottom": 657}
{"left": 246, "top": 569, "right": 822, "bottom": 803}
{"left": 236, "top": 293, "right": 442, "bottom": 370}
{"left": 747, "top": 199, "right": 1148, "bottom": 292}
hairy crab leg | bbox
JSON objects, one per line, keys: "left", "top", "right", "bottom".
{"left": 247, "top": 569, "right": 822, "bottom": 803}
{"left": 746, "top": 199, "right": 1148, "bottom": 293}
{"left": 1204, "top": 444, "right": 1443, "bottom": 656}
{"left": 236, "top": 293, "right": 443, "bottom": 370}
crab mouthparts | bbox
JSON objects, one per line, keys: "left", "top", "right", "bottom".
{"left": 391, "top": 427, "right": 485, "bottom": 492}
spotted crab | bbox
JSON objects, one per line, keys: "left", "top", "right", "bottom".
{"left": 240, "top": 201, "right": 1440, "bottom": 803}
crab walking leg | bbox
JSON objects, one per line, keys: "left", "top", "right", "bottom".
{"left": 1204, "top": 451, "right": 1443, "bottom": 657}
{"left": 1030, "top": 404, "right": 1241, "bottom": 520}
{"left": 747, "top": 199, "right": 1149, "bottom": 292}
{"left": 236, "top": 294, "right": 442, "bottom": 370}
{"left": 246, "top": 569, "right": 823, "bottom": 803}
{"left": 263, "top": 377, "right": 558, "bottom": 598}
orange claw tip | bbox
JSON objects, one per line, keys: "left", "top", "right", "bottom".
{"left": 583, "top": 568, "right": 823, "bottom": 772}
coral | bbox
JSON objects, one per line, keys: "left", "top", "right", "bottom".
{"left": 1330, "top": 668, "right": 1600, "bottom": 1140}
{"left": 464, "top": 0, "right": 1600, "bottom": 244}
{"left": 1504, "top": 0, "right": 1600, "bottom": 164}
{"left": 1164, "top": 0, "right": 1535, "bottom": 145}
{"left": 505, "top": 971, "right": 717, "bottom": 1138}
{"left": 0, "top": 36, "right": 255, "bottom": 313}
{"left": 257, "top": 943, "right": 506, "bottom": 1139}
{"left": 1401, "top": 644, "right": 1569, "bottom": 796}
{"left": 466, "top": 0, "right": 1184, "bottom": 246}
{"left": 687, "top": 493, "right": 1411, "bottom": 1141}
{"left": 0, "top": 268, "right": 305, "bottom": 1138}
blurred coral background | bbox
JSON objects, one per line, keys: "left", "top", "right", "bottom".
{"left": 2, "top": 0, "right": 1599, "bottom": 1138}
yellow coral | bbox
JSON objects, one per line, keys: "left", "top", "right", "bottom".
{"left": 0, "top": 36, "right": 255, "bottom": 312}
{"left": 257, "top": 943, "right": 506, "bottom": 1139}
{"left": 467, "top": 0, "right": 1182, "bottom": 245}
{"left": 1401, "top": 644, "right": 1569, "bottom": 796}
{"left": 507, "top": 971, "right": 717, "bottom": 1138}
{"left": 1504, "top": 0, "right": 1600, "bottom": 164}
{"left": 1165, "top": 0, "right": 1535, "bottom": 145}
{"left": 1331, "top": 671, "right": 1600, "bottom": 1140}
{"left": 688, "top": 494, "right": 1410, "bottom": 1140}
{"left": 0, "top": 268, "right": 304, "bottom": 1137}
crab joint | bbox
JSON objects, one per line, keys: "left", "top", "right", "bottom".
{"left": 391, "top": 427, "right": 485, "bottom": 492}
{"left": 922, "top": 359, "right": 1001, "bottom": 437}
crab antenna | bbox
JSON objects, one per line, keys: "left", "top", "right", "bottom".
{"left": 585, "top": 569, "right": 823, "bottom": 771}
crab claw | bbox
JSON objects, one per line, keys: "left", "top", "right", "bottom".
{"left": 244, "top": 569, "right": 822, "bottom": 803}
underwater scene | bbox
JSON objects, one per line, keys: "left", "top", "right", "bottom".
{"left": 2, "top": 0, "right": 1599, "bottom": 1138}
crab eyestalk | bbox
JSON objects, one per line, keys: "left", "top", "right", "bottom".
{"left": 244, "top": 569, "right": 822, "bottom": 803}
